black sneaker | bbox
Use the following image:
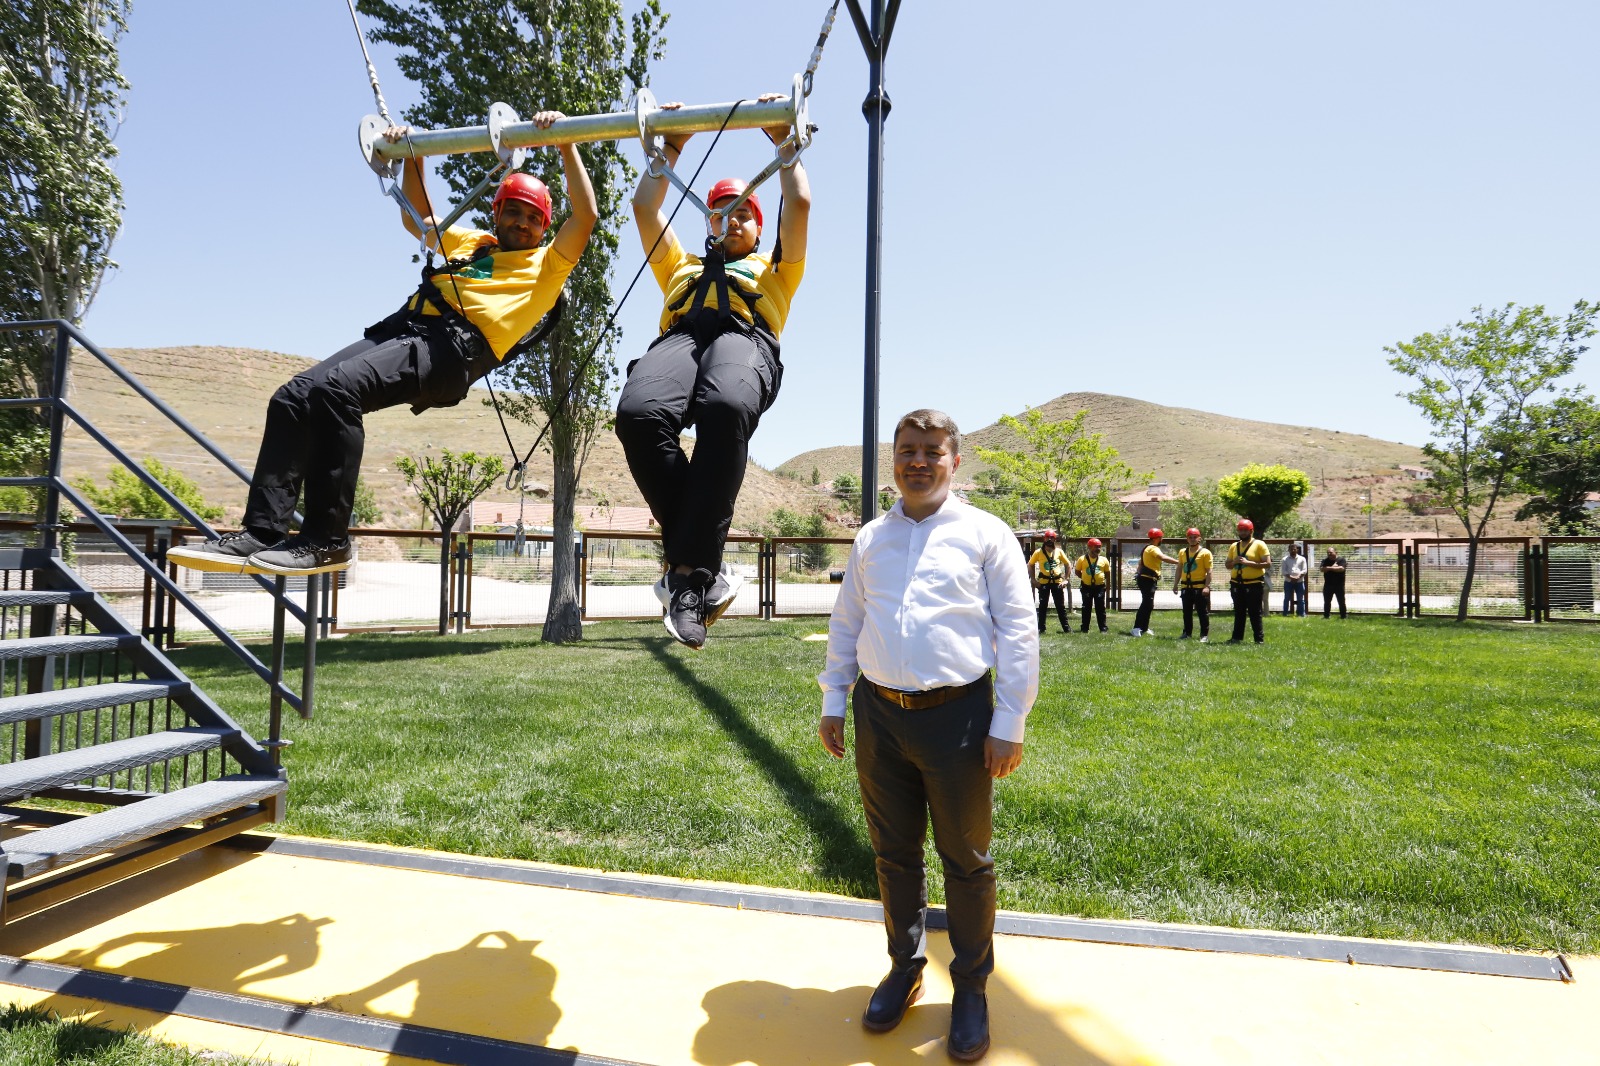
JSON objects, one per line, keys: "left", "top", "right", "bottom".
{"left": 705, "top": 570, "right": 744, "bottom": 628}
{"left": 249, "top": 535, "right": 355, "bottom": 575}
{"left": 167, "top": 530, "right": 280, "bottom": 573}
{"left": 664, "top": 568, "right": 713, "bottom": 649}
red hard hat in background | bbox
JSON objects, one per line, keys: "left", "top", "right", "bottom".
{"left": 1237, "top": 518, "right": 1255, "bottom": 533}
{"left": 708, "top": 177, "right": 763, "bottom": 227}
{"left": 1043, "top": 529, "right": 1057, "bottom": 540}
{"left": 1187, "top": 527, "right": 1201, "bottom": 538}
{"left": 493, "top": 172, "right": 552, "bottom": 228}
{"left": 1147, "top": 528, "right": 1163, "bottom": 540}
{"left": 1087, "top": 538, "right": 1102, "bottom": 548}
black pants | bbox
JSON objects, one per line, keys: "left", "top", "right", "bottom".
{"left": 1323, "top": 583, "right": 1347, "bottom": 618}
{"left": 853, "top": 676, "right": 995, "bottom": 993}
{"left": 1231, "top": 582, "right": 1265, "bottom": 642}
{"left": 615, "top": 316, "right": 781, "bottom": 572}
{"left": 1079, "top": 585, "right": 1107, "bottom": 631}
{"left": 1036, "top": 584, "right": 1069, "bottom": 632}
{"left": 243, "top": 319, "right": 479, "bottom": 542}
{"left": 1133, "top": 576, "right": 1157, "bottom": 631}
{"left": 1180, "top": 587, "right": 1210, "bottom": 637}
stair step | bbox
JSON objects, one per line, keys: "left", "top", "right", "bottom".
{"left": 0, "top": 591, "right": 91, "bottom": 608}
{"left": 0, "top": 634, "right": 136, "bottom": 663}
{"left": 0, "top": 728, "right": 232, "bottom": 802}
{"left": 0, "top": 681, "right": 189, "bottom": 727}
{"left": 3, "top": 775, "right": 285, "bottom": 879}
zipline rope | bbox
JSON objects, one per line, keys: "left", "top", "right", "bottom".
{"left": 803, "top": 0, "right": 841, "bottom": 98}
{"left": 345, "top": 0, "right": 392, "bottom": 125}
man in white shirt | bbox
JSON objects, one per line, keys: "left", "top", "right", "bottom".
{"left": 1281, "top": 542, "right": 1309, "bottom": 617}
{"left": 817, "top": 409, "right": 1038, "bottom": 1062}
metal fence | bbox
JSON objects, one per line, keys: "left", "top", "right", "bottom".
{"left": 13, "top": 520, "right": 1600, "bottom": 634}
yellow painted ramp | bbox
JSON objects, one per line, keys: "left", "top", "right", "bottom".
{"left": 0, "top": 838, "right": 1591, "bottom": 1065}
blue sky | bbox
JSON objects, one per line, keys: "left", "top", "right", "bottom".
{"left": 86, "top": 1, "right": 1599, "bottom": 469}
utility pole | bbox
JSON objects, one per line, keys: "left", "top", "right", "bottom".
{"left": 845, "top": 0, "right": 901, "bottom": 524}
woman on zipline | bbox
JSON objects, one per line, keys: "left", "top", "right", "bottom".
{"left": 616, "top": 95, "right": 811, "bottom": 649}
{"left": 169, "top": 113, "right": 596, "bottom": 576}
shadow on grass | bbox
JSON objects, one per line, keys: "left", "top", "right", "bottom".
{"left": 647, "top": 639, "right": 877, "bottom": 894}
{"left": 168, "top": 633, "right": 538, "bottom": 673}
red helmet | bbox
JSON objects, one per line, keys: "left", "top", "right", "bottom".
{"left": 1237, "top": 518, "right": 1255, "bottom": 534}
{"left": 1043, "top": 529, "right": 1057, "bottom": 540}
{"left": 1147, "top": 528, "right": 1163, "bottom": 540}
{"left": 1087, "top": 538, "right": 1102, "bottom": 548}
{"left": 493, "top": 172, "right": 552, "bottom": 228}
{"left": 708, "top": 177, "right": 762, "bottom": 227}
{"left": 1186, "top": 527, "right": 1201, "bottom": 538}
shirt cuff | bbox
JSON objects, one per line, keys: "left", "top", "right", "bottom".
{"left": 821, "top": 688, "right": 849, "bottom": 719}
{"left": 988, "top": 708, "right": 1027, "bottom": 744}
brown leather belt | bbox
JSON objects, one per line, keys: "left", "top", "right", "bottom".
{"left": 866, "top": 677, "right": 984, "bottom": 711}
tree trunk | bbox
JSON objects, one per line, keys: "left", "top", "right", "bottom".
{"left": 437, "top": 533, "right": 452, "bottom": 635}
{"left": 541, "top": 429, "right": 583, "bottom": 643}
{"left": 1455, "top": 536, "right": 1479, "bottom": 622}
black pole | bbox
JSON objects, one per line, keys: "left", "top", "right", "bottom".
{"left": 847, "top": 0, "right": 899, "bottom": 524}
{"left": 41, "top": 326, "right": 70, "bottom": 556}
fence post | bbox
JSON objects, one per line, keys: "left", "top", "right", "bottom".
{"left": 1530, "top": 542, "right": 1544, "bottom": 622}
{"left": 577, "top": 534, "right": 588, "bottom": 618}
{"left": 453, "top": 538, "right": 469, "bottom": 633}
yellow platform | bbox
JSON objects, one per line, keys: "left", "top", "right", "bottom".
{"left": 0, "top": 836, "right": 1591, "bottom": 1065}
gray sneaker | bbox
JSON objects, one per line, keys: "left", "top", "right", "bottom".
{"left": 250, "top": 535, "right": 355, "bottom": 575}
{"left": 652, "top": 571, "right": 672, "bottom": 609}
{"left": 664, "top": 568, "right": 713, "bottom": 649}
{"left": 167, "top": 530, "right": 280, "bottom": 573}
{"left": 705, "top": 570, "right": 744, "bottom": 627}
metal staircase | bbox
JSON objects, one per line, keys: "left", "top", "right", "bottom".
{"left": 0, "top": 318, "right": 315, "bottom": 924}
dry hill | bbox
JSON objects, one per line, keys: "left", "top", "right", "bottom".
{"left": 62, "top": 346, "right": 820, "bottom": 532}
{"left": 777, "top": 393, "right": 1472, "bottom": 535}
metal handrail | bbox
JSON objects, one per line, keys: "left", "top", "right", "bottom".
{"left": 0, "top": 317, "right": 314, "bottom": 722}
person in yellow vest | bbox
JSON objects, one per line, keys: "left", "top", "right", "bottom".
{"left": 1226, "top": 518, "right": 1273, "bottom": 643}
{"left": 168, "top": 113, "right": 595, "bottom": 577}
{"left": 1027, "top": 529, "right": 1072, "bottom": 634}
{"left": 1131, "top": 528, "right": 1177, "bottom": 637}
{"left": 1173, "top": 527, "right": 1213, "bottom": 642}
{"left": 618, "top": 95, "right": 810, "bottom": 650}
{"left": 1076, "top": 537, "right": 1112, "bottom": 632}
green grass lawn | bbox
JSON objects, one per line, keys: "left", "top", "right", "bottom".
{"left": 173, "top": 613, "right": 1600, "bottom": 955}
{"left": 0, "top": 1005, "right": 266, "bottom": 1065}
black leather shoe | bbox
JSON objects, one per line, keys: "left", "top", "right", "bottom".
{"left": 862, "top": 967, "right": 924, "bottom": 1033}
{"left": 947, "top": 989, "right": 989, "bottom": 1060}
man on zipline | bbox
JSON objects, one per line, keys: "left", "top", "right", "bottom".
{"left": 170, "top": 112, "right": 597, "bottom": 576}
{"left": 616, "top": 95, "right": 811, "bottom": 649}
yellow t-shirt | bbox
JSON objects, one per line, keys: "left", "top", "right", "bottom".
{"left": 1028, "top": 546, "right": 1070, "bottom": 585}
{"left": 652, "top": 233, "right": 805, "bottom": 338}
{"left": 1177, "top": 546, "right": 1213, "bottom": 589}
{"left": 1076, "top": 554, "right": 1110, "bottom": 587}
{"left": 1227, "top": 538, "right": 1272, "bottom": 583}
{"left": 1138, "top": 544, "right": 1167, "bottom": 579}
{"left": 409, "top": 226, "right": 576, "bottom": 359}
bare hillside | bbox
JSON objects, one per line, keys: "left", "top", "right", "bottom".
{"left": 62, "top": 346, "right": 820, "bottom": 531}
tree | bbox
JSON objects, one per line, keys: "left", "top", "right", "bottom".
{"left": 1158, "top": 478, "right": 1237, "bottom": 540}
{"left": 73, "top": 459, "right": 223, "bottom": 522}
{"left": 764, "top": 506, "right": 828, "bottom": 572}
{"left": 1512, "top": 393, "right": 1600, "bottom": 533}
{"left": 1218, "top": 463, "right": 1311, "bottom": 536}
{"left": 396, "top": 449, "right": 505, "bottom": 634}
{"left": 358, "top": 0, "right": 668, "bottom": 645}
{"left": 1388, "top": 301, "right": 1597, "bottom": 619}
{"left": 351, "top": 476, "right": 384, "bottom": 528}
{"left": 967, "top": 467, "right": 1021, "bottom": 527}
{"left": 831, "top": 471, "right": 861, "bottom": 521}
{"left": 976, "top": 408, "right": 1147, "bottom": 536}
{"left": 1, "top": 0, "right": 130, "bottom": 537}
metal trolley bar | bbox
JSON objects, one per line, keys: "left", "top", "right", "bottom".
{"left": 363, "top": 94, "right": 799, "bottom": 164}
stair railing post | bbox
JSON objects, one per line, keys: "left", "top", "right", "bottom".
{"left": 301, "top": 573, "right": 318, "bottom": 720}
{"left": 268, "top": 575, "right": 288, "bottom": 765}
{"left": 38, "top": 325, "right": 70, "bottom": 558}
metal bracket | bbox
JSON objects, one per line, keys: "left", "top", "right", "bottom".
{"left": 358, "top": 114, "right": 398, "bottom": 179}
{"left": 636, "top": 88, "right": 667, "bottom": 177}
{"left": 487, "top": 102, "right": 526, "bottom": 169}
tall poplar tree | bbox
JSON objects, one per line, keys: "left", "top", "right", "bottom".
{"left": 0, "top": 0, "right": 129, "bottom": 506}
{"left": 358, "top": 0, "right": 668, "bottom": 643}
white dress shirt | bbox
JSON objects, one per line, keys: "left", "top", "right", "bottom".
{"left": 818, "top": 496, "right": 1039, "bottom": 742}
{"left": 1283, "top": 553, "right": 1308, "bottom": 581}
